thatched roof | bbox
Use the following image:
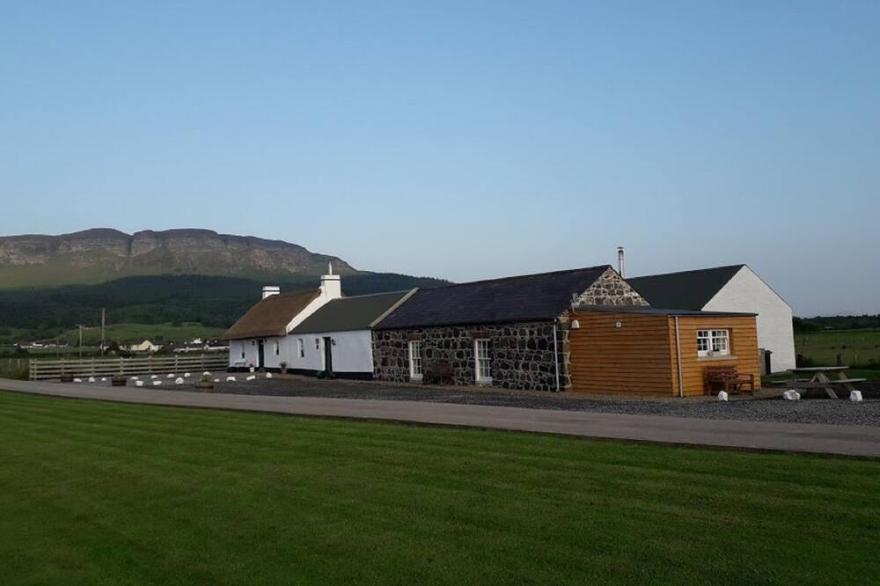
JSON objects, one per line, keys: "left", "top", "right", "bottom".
{"left": 223, "top": 289, "right": 319, "bottom": 340}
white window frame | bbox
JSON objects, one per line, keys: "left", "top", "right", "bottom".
{"left": 408, "top": 340, "right": 423, "bottom": 381}
{"left": 297, "top": 338, "right": 305, "bottom": 358}
{"left": 697, "top": 329, "right": 730, "bottom": 357}
{"left": 474, "top": 338, "right": 492, "bottom": 383}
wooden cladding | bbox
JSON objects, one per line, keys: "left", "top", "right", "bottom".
{"left": 568, "top": 311, "right": 760, "bottom": 396}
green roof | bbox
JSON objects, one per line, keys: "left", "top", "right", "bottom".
{"left": 291, "top": 290, "right": 414, "bottom": 334}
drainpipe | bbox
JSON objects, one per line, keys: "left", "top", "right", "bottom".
{"left": 553, "top": 320, "right": 561, "bottom": 392}
{"left": 674, "top": 316, "right": 684, "bottom": 398}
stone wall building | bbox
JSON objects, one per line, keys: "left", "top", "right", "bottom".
{"left": 372, "top": 265, "right": 647, "bottom": 391}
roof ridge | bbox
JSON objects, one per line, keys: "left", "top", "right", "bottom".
{"left": 630, "top": 264, "right": 745, "bottom": 280}
{"left": 334, "top": 289, "right": 413, "bottom": 301}
{"left": 428, "top": 265, "right": 612, "bottom": 291}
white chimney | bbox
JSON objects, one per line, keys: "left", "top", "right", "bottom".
{"left": 262, "top": 285, "right": 280, "bottom": 300}
{"left": 320, "top": 262, "right": 342, "bottom": 300}
{"left": 617, "top": 246, "right": 625, "bottom": 277}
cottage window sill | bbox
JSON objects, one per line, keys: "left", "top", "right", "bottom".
{"left": 697, "top": 355, "right": 737, "bottom": 362}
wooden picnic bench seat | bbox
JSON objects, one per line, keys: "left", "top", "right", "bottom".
{"left": 424, "top": 360, "right": 454, "bottom": 385}
{"left": 704, "top": 366, "right": 756, "bottom": 394}
{"left": 788, "top": 378, "right": 866, "bottom": 388}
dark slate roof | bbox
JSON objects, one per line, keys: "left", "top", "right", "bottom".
{"left": 573, "top": 304, "right": 756, "bottom": 317}
{"left": 223, "top": 289, "right": 320, "bottom": 340}
{"left": 627, "top": 265, "right": 745, "bottom": 310}
{"left": 375, "top": 266, "right": 611, "bottom": 329}
{"left": 291, "top": 290, "right": 415, "bottom": 334}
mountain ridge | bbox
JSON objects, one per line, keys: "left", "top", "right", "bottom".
{"left": 0, "top": 228, "right": 360, "bottom": 288}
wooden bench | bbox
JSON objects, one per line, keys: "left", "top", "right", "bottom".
{"left": 704, "top": 366, "right": 756, "bottom": 394}
{"left": 424, "top": 361, "right": 454, "bottom": 385}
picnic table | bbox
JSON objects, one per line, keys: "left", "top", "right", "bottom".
{"left": 780, "top": 366, "right": 866, "bottom": 399}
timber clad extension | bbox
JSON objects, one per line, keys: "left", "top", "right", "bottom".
{"left": 569, "top": 308, "right": 760, "bottom": 396}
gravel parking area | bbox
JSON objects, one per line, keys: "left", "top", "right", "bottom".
{"left": 109, "top": 372, "right": 880, "bottom": 427}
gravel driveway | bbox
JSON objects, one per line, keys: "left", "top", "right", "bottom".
{"left": 121, "top": 372, "right": 880, "bottom": 427}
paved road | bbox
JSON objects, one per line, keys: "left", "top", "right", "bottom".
{"left": 3, "top": 378, "right": 879, "bottom": 458}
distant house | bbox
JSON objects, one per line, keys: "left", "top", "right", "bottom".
{"left": 372, "top": 266, "right": 649, "bottom": 391}
{"left": 127, "top": 340, "right": 160, "bottom": 353}
{"left": 223, "top": 265, "right": 354, "bottom": 369}
{"left": 283, "top": 290, "right": 416, "bottom": 378}
{"left": 627, "top": 265, "right": 795, "bottom": 372}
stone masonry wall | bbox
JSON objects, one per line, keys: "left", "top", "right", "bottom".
{"left": 575, "top": 268, "right": 649, "bottom": 306}
{"left": 372, "top": 321, "right": 564, "bottom": 391}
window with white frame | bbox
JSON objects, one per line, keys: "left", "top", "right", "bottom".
{"left": 408, "top": 340, "right": 423, "bottom": 380}
{"left": 474, "top": 338, "right": 492, "bottom": 383}
{"left": 697, "top": 329, "right": 730, "bottom": 357}
{"left": 297, "top": 338, "right": 305, "bottom": 358}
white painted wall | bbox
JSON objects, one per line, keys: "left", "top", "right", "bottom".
{"left": 703, "top": 266, "right": 796, "bottom": 372}
{"left": 229, "top": 339, "right": 260, "bottom": 368}
{"left": 260, "top": 330, "right": 374, "bottom": 374}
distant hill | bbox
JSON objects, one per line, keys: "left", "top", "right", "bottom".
{"left": 0, "top": 273, "right": 449, "bottom": 340}
{"left": 0, "top": 228, "right": 360, "bottom": 288}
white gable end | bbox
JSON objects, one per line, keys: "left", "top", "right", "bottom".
{"left": 703, "top": 266, "right": 795, "bottom": 372}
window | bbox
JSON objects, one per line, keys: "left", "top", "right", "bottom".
{"left": 408, "top": 340, "right": 423, "bottom": 381}
{"left": 240, "top": 348, "right": 245, "bottom": 359}
{"left": 697, "top": 330, "right": 730, "bottom": 357}
{"left": 297, "top": 338, "right": 305, "bottom": 358}
{"left": 474, "top": 339, "right": 492, "bottom": 383}
{"left": 274, "top": 341, "right": 280, "bottom": 356}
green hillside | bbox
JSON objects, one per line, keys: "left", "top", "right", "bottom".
{"left": 0, "top": 273, "right": 448, "bottom": 344}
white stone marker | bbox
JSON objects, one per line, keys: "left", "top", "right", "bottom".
{"left": 783, "top": 390, "right": 801, "bottom": 401}
{"left": 246, "top": 375, "right": 256, "bottom": 381}
{"left": 175, "top": 377, "right": 184, "bottom": 385}
{"left": 850, "top": 390, "right": 863, "bottom": 402}
{"left": 718, "top": 391, "right": 728, "bottom": 401}
{"left": 153, "top": 380, "right": 162, "bottom": 386}
{"left": 226, "top": 376, "right": 236, "bottom": 382}
{"left": 135, "top": 380, "right": 144, "bottom": 387}
{"left": 265, "top": 372, "right": 273, "bottom": 379}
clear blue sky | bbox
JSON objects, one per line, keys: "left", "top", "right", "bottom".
{"left": 1, "top": 1, "right": 878, "bottom": 315}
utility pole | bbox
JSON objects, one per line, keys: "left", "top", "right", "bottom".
{"left": 101, "top": 308, "right": 106, "bottom": 356}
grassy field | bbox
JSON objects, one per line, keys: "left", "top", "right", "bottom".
{"left": 796, "top": 329, "right": 880, "bottom": 369}
{"left": 57, "top": 322, "right": 225, "bottom": 345}
{"left": 0, "top": 392, "right": 878, "bottom": 584}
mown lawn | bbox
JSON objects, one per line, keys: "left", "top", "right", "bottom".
{"left": 0, "top": 391, "right": 878, "bottom": 584}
